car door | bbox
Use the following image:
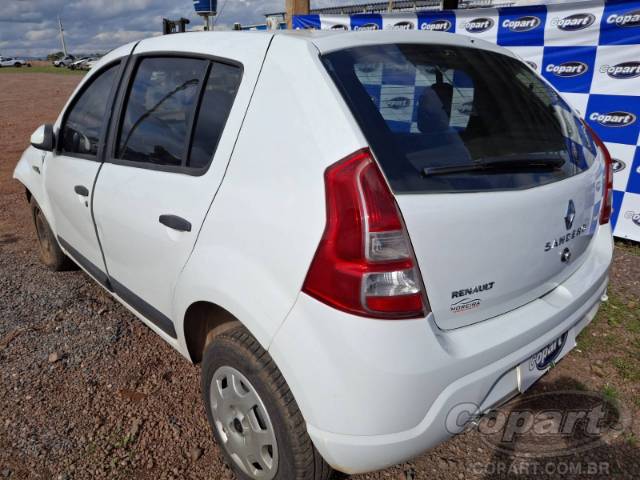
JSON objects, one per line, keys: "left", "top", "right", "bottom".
{"left": 43, "top": 61, "right": 124, "bottom": 285}
{"left": 93, "top": 54, "right": 246, "bottom": 339}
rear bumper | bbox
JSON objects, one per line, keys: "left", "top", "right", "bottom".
{"left": 268, "top": 224, "right": 613, "bottom": 474}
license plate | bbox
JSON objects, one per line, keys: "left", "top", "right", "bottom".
{"left": 517, "top": 330, "right": 576, "bottom": 393}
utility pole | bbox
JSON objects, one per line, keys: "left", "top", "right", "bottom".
{"left": 286, "top": 0, "right": 310, "bottom": 29}
{"left": 387, "top": 0, "right": 394, "bottom": 12}
{"left": 58, "top": 16, "right": 68, "bottom": 56}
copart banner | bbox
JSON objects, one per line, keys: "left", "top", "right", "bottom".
{"left": 294, "top": 0, "right": 640, "bottom": 242}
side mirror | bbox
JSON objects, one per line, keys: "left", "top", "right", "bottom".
{"left": 30, "top": 124, "right": 54, "bottom": 151}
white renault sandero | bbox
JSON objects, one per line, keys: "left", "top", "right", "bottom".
{"left": 14, "top": 30, "right": 613, "bottom": 479}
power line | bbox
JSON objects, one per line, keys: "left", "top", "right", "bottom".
{"left": 213, "top": 0, "right": 229, "bottom": 27}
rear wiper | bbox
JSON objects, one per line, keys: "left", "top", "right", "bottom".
{"left": 422, "top": 155, "right": 565, "bottom": 177}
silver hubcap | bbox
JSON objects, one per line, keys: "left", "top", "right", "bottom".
{"left": 210, "top": 366, "right": 278, "bottom": 479}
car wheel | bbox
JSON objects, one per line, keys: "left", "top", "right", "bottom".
{"left": 201, "top": 326, "right": 332, "bottom": 480}
{"left": 14, "top": 63, "right": 20, "bottom": 68}
{"left": 29, "top": 198, "right": 74, "bottom": 271}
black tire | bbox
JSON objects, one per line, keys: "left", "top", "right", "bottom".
{"left": 29, "top": 197, "right": 74, "bottom": 271}
{"left": 201, "top": 326, "right": 332, "bottom": 480}
{"left": 14, "top": 63, "right": 21, "bottom": 68}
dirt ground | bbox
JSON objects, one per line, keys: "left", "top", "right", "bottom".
{"left": 0, "top": 73, "right": 639, "bottom": 480}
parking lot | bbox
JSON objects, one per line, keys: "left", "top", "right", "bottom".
{"left": 0, "top": 71, "right": 639, "bottom": 479}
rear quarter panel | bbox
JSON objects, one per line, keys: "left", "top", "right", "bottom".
{"left": 172, "top": 35, "right": 367, "bottom": 353}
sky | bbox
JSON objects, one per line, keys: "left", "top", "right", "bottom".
{"left": 0, "top": 0, "right": 341, "bottom": 58}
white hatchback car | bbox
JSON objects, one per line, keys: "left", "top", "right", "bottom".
{"left": 15, "top": 31, "right": 613, "bottom": 479}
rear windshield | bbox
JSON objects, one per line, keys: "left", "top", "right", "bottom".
{"left": 322, "top": 44, "right": 596, "bottom": 193}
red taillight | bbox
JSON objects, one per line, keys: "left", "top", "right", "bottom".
{"left": 584, "top": 122, "right": 613, "bottom": 225}
{"left": 302, "top": 149, "right": 429, "bottom": 319}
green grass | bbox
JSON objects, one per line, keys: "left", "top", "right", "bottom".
{"left": 599, "top": 293, "right": 629, "bottom": 327}
{"left": 613, "top": 357, "right": 640, "bottom": 381}
{"left": 0, "top": 65, "right": 84, "bottom": 75}
{"left": 577, "top": 288, "right": 640, "bottom": 404}
{"left": 602, "top": 383, "right": 619, "bottom": 401}
{"left": 576, "top": 326, "right": 596, "bottom": 352}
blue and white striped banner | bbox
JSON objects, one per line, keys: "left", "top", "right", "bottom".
{"left": 294, "top": 0, "right": 640, "bottom": 242}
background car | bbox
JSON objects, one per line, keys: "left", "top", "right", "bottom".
{"left": 79, "top": 57, "right": 98, "bottom": 71}
{"left": 69, "top": 57, "right": 89, "bottom": 70}
{"left": 53, "top": 55, "right": 75, "bottom": 67}
{"left": 0, "top": 56, "right": 30, "bottom": 67}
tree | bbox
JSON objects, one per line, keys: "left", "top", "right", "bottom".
{"left": 47, "top": 51, "right": 65, "bottom": 61}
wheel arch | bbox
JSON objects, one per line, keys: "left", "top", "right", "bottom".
{"left": 182, "top": 301, "right": 242, "bottom": 364}
{"left": 13, "top": 149, "right": 52, "bottom": 225}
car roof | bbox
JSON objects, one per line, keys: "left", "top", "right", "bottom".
{"left": 279, "top": 29, "right": 515, "bottom": 58}
{"left": 90, "top": 30, "right": 517, "bottom": 72}
{"left": 133, "top": 30, "right": 515, "bottom": 60}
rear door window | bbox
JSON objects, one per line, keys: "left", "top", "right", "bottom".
{"left": 323, "top": 44, "right": 596, "bottom": 193}
{"left": 116, "top": 57, "right": 242, "bottom": 172}
{"left": 188, "top": 62, "right": 242, "bottom": 169}
{"left": 117, "top": 57, "right": 206, "bottom": 167}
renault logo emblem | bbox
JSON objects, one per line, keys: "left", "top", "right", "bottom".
{"left": 564, "top": 200, "right": 576, "bottom": 230}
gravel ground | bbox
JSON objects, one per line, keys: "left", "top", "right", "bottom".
{"left": 0, "top": 73, "right": 638, "bottom": 480}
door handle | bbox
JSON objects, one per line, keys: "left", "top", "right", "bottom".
{"left": 74, "top": 185, "right": 89, "bottom": 197}
{"left": 159, "top": 215, "right": 192, "bottom": 232}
